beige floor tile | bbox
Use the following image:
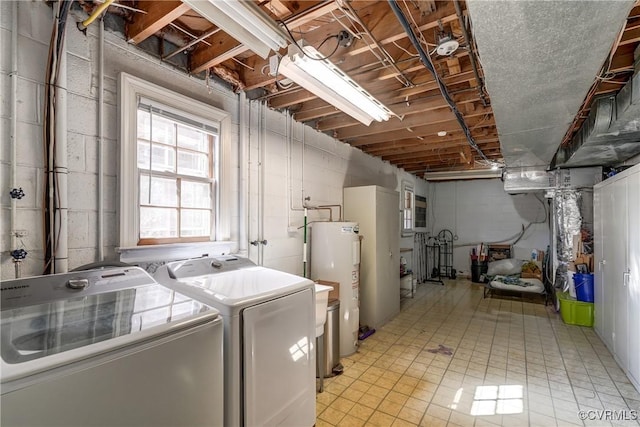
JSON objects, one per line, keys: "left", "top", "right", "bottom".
{"left": 398, "top": 406, "right": 424, "bottom": 424}
{"left": 336, "top": 414, "right": 366, "bottom": 427}
{"left": 359, "top": 393, "right": 384, "bottom": 410}
{"left": 378, "top": 400, "right": 404, "bottom": 417}
{"left": 368, "top": 410, "right": 396, "bottom": 427}
{"left": 317, "top": 391, "right": 339, "bottom": 406}
{"left": 391, "top": 418, "right": 418, "bottom": 427}
{"left": 419, "top": 414, "right": 448, "bottom": 427}
{"left": 315, "top": 281, "right": 639, "bottom": 427}
{"left": 348, "top": 403, "right": 375, "bottom": 421}
{"left": 319, "top": 406, "right": 347, "bottom": 425}
{"left": 330, "top": 397, "right": 356, "bottom": 414}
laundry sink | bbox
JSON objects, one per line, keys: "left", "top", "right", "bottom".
{"left": 314, "top": 284, "right": 333, "bottom": 337}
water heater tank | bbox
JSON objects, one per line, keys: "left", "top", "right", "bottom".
{"left": 311, "top": 222, "right": 360, "bottom": 357}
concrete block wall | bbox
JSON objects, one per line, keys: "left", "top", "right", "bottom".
{"left": 1, "top": 1, "right": 425, "bottom": 279}
{"left": 429, "top": 179, "right": 550, "bottom": 275}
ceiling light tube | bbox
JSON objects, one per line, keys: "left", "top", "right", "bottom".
{"left": 278, "top": 42, "right": 394, "bottom": 126}
{"left": 181, "top": 0, "right": 288, "bottom": 59}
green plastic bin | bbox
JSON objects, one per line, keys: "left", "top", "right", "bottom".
{"left": 557, "top": 292, "right": 594, "bottom": 327}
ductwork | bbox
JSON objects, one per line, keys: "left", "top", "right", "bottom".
{"left": 503, "top": 166, "right": 555, "bottom": 193}
{"left": 503, "top": 166, "right": 602, "bottom": 193}
{"left": 552, "top": 70, "right": 640, "bottom": 168}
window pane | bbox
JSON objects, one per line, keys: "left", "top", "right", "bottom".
{"left": 177, "top": 149, "right": 209, "bottom": 177}
{"left": 137, "top": 110, "right": 150, "bottom": 141}
{"left": 150, "top": 115, "right": 175, "bottom": 146}
{"left": 137, "top": 140, "right": 150, "bottom": 169}
{"left": 140, "top": 175, "right": 178, "bottom": 207}
{"left": 140, "top": 207, "right": 178, "bottom": 238}
{"left": 181, "top": 209, "right": 211, "bottom": 237}
{"left": 177, "top": 125, "right": 209, "bottom": 152}
{"left": 182, "top": 181, "right": 211, "bottom": 209}
{"left": 151, "top": 143, "right": 176, "bottom": 173}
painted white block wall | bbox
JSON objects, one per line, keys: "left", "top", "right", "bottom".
{"left": 429, "top": 179, "right": 550, "bottom": 275}
{"left": 0, "top": 1, "right": 426, "bottom": 279}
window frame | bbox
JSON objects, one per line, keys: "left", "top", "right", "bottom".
{"left": 401, "top": 180, "right": 414, "bottom": 236}
{"left": 119, "top": 73, "right": 231, "bottom": 250}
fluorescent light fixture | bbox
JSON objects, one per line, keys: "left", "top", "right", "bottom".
{"left": 181, "top": 0, "right": 288, "bottom": 59}
{"left": 424, "top": 169, "right": 502, "bottom": 181}
{"left": 277, "top": 42, "right": 394, "bottom": 126}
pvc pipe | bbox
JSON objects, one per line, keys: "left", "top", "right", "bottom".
{"left": 54, "top": 32, "right": 68, "bottom": 273}
{"left": 238, "top": 93, "right": 248, "bottom": 256}
{"left": 80, "top": 0, "right": 114, "bottom": 29}
{"left": 10, "top": 1, "right": 18, "bottom": 262}
{"left": 259, "top": 102, "right": 266, "bottom": 266}
{"left": 98, "top": 17, "right": 104, "bottom": 261}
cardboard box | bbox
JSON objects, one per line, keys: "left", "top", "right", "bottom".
{"left": 574, "top": 254, "right": 594, "bottom": 273}
{"left": 315, "top": 280, "right": 339, "bottom": 301}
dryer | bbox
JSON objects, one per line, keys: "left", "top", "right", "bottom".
{"left": 154, "top": 256, "right": 316, "bottom": 427}
{"left": 1, "top": 267, "right": 223, "bottom": 427}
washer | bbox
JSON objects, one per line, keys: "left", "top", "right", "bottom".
{"left": 154, "top": 256, "right": 316, "bottom": 427}
{"left": 1, "top": 267, "right": 223, "bottom": 427}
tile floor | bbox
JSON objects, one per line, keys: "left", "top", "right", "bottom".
{"left": 316, "top": 279, "right": 640, "bottom": 427}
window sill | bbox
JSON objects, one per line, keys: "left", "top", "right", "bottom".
{"left": 118, "top": 241, "right": 235, "bottom": 263}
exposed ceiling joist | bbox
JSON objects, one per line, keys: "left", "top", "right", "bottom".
{"left": 127, "top": 1, "right": 191, "bottom": 45}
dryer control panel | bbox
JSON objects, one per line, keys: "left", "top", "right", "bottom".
{"left": 167, "top": 256, "right": 256, "bottom": 279}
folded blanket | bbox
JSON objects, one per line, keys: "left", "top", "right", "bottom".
{"left": 492, "top": 275, "right": 535, "bottom": 288}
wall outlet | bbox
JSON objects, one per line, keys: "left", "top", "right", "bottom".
{"left": 14, "top": 230, "right": 28, "bottom": 238}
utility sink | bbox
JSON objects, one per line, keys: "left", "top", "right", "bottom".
{"left": 314, "top": 284, "right": 332, "bottom": 337}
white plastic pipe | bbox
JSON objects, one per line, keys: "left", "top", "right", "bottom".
{"left": 54, "top": 33, "right": 68, "bottom": 273}
{"left": 10, "top": 1, "right": 18, "bottom": 258}
{"left": 238, "top": 93, "right": 248, "bottom": 256}
{"left": 98, "top": 18, "right": 104, "bottom": 261}
{"left": 259, "top": 102, "right": 266, "bottom": 266}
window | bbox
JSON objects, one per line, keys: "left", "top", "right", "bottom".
{"left": 415, "top": 195, "right": 427, "bottom": 229}
{"left": 136, "top": 100, "right": 217, "bottom": 244}
{"left": 401, "top": 181, "right": 414, "bottom": 235}
{"left": 120, "top": 73, "right": 231, "bottom": 250}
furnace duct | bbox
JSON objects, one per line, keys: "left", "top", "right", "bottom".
{"left": 553, "top": 190, "right": 582, "bottom": 292}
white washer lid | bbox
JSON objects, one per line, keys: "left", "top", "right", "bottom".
{"left": 1, "top": 269, "right": 218, "bottom": 383}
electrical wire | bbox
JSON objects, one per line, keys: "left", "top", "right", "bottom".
{"left": 43, "top": 0, "right": 72, "bottom": 274}
{"left": 388, "top": 0, "right": 490, "bottom": 163}
{"left": 279, "top": 21, "right": 341, "bottom": 61}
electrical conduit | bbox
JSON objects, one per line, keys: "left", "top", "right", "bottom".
{"left": 98, "top": 17, "right": 105, "bottom": 261}
{"left": 54, "top": 38, "right": 68, "bottom": 273}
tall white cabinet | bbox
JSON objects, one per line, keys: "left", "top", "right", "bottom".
{"left": 594, "top": 163, "right": 640, "bottom": 393}
{"left": 344, "top": 186, "right": 400, "bottom": 329}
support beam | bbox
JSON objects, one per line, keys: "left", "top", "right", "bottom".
{"left": 348, "top": 115, "right": 495, "bottom": 146}
{"left": 127, "top": 1, "right": 190, "bottom": 45}
{"left": 336, "top": 106, "right": 492, "bottom": 140}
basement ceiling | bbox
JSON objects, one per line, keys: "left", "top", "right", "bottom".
{"left": 90, "top": 0, "right": 640, "bottom": 176}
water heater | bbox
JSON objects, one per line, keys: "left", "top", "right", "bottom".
{"left": 311, "top": 222, "right": 360, "bottom": 356}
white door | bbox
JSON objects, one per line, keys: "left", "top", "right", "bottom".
{"left": 593, "top": 185, "right": 604, "bottom": 339}
{"left": 375, "top": 188, "right": 400, "bottom": 328}
{"left": 612, "top": 178, "right": 629, "bottom": 371}
{"left": 626, "top": 169, "right": 640, "bottom": 389}
{"left": 601, "top": 184, "right": 617, "bottom": 351}
{"left": 242, "top": 288, "right": 315, "bottom": 427}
